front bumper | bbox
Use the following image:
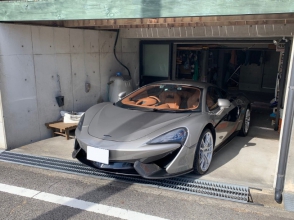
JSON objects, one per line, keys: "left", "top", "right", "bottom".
{"left": 73, "top": 136, "right": 192, "bottom": 179}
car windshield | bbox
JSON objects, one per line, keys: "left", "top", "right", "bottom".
{"left": 116, "top": 84, "right": 202, "bottom": 112}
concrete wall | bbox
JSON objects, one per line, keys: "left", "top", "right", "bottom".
{"left": 121, "top": 38, "right": 140, "bottom": 89}
{"left": 0, "top": 23, "right": 139, "bottom": 149}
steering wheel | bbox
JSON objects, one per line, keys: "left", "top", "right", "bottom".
{"left": 135, "top": 96, "right": 160, "bottom": 106}
{"left": 148, "top": 96, "right": 160, "bottom": 103}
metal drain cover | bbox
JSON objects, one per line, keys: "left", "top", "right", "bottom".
{"left": 0, "top": 151, "right": 250, "bottom": 203}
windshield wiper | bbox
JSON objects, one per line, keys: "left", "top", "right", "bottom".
{"left": 152, "top": 108, "right": 195, "bottom": 113}
{"left": 126, "top": 107, "right": 154, "bottom": 112}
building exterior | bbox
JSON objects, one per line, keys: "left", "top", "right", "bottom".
{"left": 1, "top": 0, "right": 294, "bottom": 210}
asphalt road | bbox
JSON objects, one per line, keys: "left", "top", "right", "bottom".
{"left": 0, "top": 161, "right": 293, "bottom": 220}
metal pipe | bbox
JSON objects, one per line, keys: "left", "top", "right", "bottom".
{"left": 275, "top": 40, "right": 294, "bottom": 204}
{"left": 275, "top": 41, "right": 290, "bottom": 131}
{"left": 217, "top": 50, "right": 225, "bottom": 89}
{"left": 200, "top": 50, "right": 209, "bottom": 82}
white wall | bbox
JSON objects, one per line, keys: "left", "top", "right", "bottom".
{"left": 0, "top": 89, "right": 6, "bottom": 149}
{"left": 0, "top": 23, "right": 139, "bottom": 149}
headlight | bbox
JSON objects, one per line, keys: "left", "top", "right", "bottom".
{"left": 147, "top": 128, "right": 188, "bottom": 145}
{"left": 77, "top": 114, "right": 85, "bottom": 131}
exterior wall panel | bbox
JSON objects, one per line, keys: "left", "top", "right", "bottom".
{"left": 84, "top": 30, "right": 99, "bottom": 53}
{"left": 69, "top": 29, "right": 85, "bottom": 54}
{"left": 72, "top": 53, "right": 101, "bottom": 112}
{"left": 122, "top": 39, "right": 140, "bottom": 88}
{"left": 0, "top": 24, "right": 33, "bottom": 55}
{"left": 99, "top": 31, "right": 122, "bottom": 53}
{"left": 99, "top": 52, "right": 124, "bottom": 102}
{"left": 0, "top": 23, "right": 139, "bottom": 149}
{"left": 55, "top": 54, "right": 74, "bottom": 112}
{"left": 0, "top": 55, "right": 41, "bottom": 149}
{"left": 53, "top": 28, "right": 70, "bottom": 54}
{"left": 32, "top": 26, "right": 55, "bottom": 55}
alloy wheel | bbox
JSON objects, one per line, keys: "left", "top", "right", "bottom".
{"left": 199, "top": 131, "right": 213, "bottom": 172}
{"left": 244, "top": 109, "right": 250, "bottom": 133}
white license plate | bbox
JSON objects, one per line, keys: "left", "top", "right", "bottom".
{"left": 87, "top": 146, "right": 109, "bottom": 164}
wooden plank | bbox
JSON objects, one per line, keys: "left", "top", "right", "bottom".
{"left": 0, "top": 0, "right": 294, "bottom": 21}
{"left": 46, "top": 122, "right": 77, "bottom": 130}
{"left": 54, "top": 131, "right": 66, "bottom": 136}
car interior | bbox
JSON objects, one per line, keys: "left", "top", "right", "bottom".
{"left": 121, "top": 85, "right": 202, "bottom": 110}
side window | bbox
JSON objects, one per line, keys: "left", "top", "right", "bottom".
{"left": 214, "top": 88, "right": 227, "bottom": 99}
{"left": 218, "top": 88, "right": 227, "bottom": 99}
{"left": 206, "top": 87, "right": 222, "bottom": 111}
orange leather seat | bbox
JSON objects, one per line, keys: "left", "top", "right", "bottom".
{"left": 177, "top": 91, "right": 192, "bottom": 99}
{"left": 206, "top": 94, "right": 217, "bottom": 110}
{"left": 187, "top": 90, "right": 201, "bottom": 109}
{"left": 159, "top": 91, "right": 181, "bottom": 109}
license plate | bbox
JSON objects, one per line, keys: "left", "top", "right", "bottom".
{"left": 87, "top": 146, "right": 109, "bottom": 164}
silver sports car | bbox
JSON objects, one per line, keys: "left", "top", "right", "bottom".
{"left": 73, "top": 81, "right": 251, "bottom": 179}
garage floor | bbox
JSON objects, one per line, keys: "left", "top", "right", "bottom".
{"left": 10, "top": 94, "right": 280, "bottom": 190}
{"left": 191, "top": 125, "right": 279, "bottom": 189}
{"left": 196, "top": 90, "right": 280, "bottom": 189}
{"left": 11, "top": 136, "right": 75, "bottom": 161}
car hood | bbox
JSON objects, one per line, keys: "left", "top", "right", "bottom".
{"left": 88, "top": 104, "right": 189, "bottom": 142}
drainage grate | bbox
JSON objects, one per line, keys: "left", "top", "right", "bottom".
{"left": 0, "top": 151, "right": 249, "bottom": 203}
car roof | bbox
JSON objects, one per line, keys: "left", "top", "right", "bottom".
{"left": 148, "top": 80, "right": 215, "bottom": 89}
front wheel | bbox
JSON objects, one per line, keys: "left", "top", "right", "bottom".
{"left": 193, "top": 129, "right": 214, "bottom": 175}
{"left": 239, "top": 108, "right": 250, "bottom": 136}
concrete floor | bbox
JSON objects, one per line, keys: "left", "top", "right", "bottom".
{"left": 197, "top": 91, "right": 280, "bottom": 189}
{"left": 11, "top": 94, "right": 280, "bottom": 190}
{"left": 12, "top": 136, "right": 76, "bottom": 161}
{"left": 11, "top": 128, "right": 279, "bottom": 190}
{"left": 194, "top": 126, "right": 279, "bottom": 189}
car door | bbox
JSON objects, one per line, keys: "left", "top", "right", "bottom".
{"left": 206, "top": 87, "right": 236, "bottom": 148}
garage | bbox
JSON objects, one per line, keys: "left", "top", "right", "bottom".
{"left": 130, "top": 39, "right": 288, "bottom": 188}
{"left": 0, "top": 0, "right": 294, "bottom": 209}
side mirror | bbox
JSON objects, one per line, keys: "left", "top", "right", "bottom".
{"left": 118, "top": 91, "right": 126, "bottom": 100}
{"left": 215, "top": 99, "right": 230, "bottom": 115}
{"left": 218, "top": 99, "right": 230, "bottom": 108}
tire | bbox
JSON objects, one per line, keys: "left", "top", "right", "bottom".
{"left": 193, "top": 129, "right": 214, "bottom": 175}
{"left": 239, "top": 108, "right": 251, "bottom": 137}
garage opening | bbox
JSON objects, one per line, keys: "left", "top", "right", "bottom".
{"left": 139, "top": 40, "right": 289, "bottom": 189}
{"left": 0, "top": 21, "right": 291, "bottom": 201}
